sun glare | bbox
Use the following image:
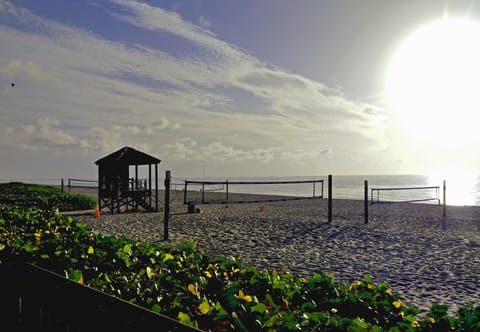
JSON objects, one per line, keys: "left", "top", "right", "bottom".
{"left": 386, "top": 18, "right": 480, "bottom": 147}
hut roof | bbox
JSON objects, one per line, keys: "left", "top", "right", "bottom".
{"left": 95, "top": 146, "right": 161, "bottom": 166}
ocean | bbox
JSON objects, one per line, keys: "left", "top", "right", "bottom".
{"left": 182, "top": 174, "right": 480, "bottom": 206}
{"left": 3, "top": 174, "right": 480, "bottom": 206}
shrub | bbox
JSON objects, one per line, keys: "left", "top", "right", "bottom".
{"left": 0, "top": 182, "right": 96, "bottom": 211}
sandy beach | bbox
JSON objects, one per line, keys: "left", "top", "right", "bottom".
{"left": 71, "top": 189, "right": 480, "bottom": 315}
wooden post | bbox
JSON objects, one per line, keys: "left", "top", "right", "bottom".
{"left": 135, "top": 165, "right": 138, "bottom": 189}
{"left": 328, "top": 174, "right": 332, "bottom": 223}
{"left": 364, "top": 180, "right": 369, "bottom": 224}
{"left": 184, "top": 181, "right": 188, "bottom": 204}
{"left": 226, "top": 180, "right": 229, "bottom": 203}
{"left": 443, "top": 180, "right": 446, "bottom": 217}
{"left": 164, "top": 170, "right": 171, "bottom": 241}
{"left": 155, "top": 163, "right": 158, "bottom": 212}
{"left": 148, "top": 164, "right": 152, "bottom": 208}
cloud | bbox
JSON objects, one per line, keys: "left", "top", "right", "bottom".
{"left": 0, "top": 59, "right": 44, "bottom": 81}
{"left": 0, "top": 117, "right": 85, "bottom": 150}
{"left": 105, "top": 0, "right": 386, "bottom": 140}
{"left": 164, "top": 137, "right": 337, "bottom": 164}
{"left": 0, "top": 1, "right": 388, "bottom": 176}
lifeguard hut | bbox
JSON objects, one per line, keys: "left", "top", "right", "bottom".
{"left": 95, "top": 146, "right": 161, "bottom": 213}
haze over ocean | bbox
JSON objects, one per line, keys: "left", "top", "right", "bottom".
{"left": 183, "top": 174, "right": 480, "bottom": 206}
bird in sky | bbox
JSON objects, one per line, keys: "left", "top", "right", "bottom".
{"left": 10, "top": 83, "right": 15, "bottom": 88}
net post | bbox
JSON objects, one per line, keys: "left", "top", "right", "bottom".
{"left": 443, "top": 180, "right": 446, "bottom": 217}
{"left": 164, "top": 170, "right": 171, "bottom": 241}
{"left": 328, "top": 175, "right": 332, "bottom": 223}
{"left": 226, "top": 180, "right": 229, "bottom": 202}
{"left": 61, "top": 178, "right": 64, "bottom": 192}
{"left": 364, "top": 180, "right": 368, "bottom": 224}
{"left": 183, "top": 181, "right": 188, "bottom": 204}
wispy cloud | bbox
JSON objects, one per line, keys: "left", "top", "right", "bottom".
{"left": 0, "top": 0, "right": 387, "bottom": 176}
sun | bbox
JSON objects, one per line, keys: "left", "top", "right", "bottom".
{"left": 386, "top": 18, "right": 480, "bottom": 147}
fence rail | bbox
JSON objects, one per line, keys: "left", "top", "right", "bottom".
{"left": 66, "top": 178, "right": 98, "bottom": 191}
{"left": 1, "top": 260, "right": 202, "bottom": 332}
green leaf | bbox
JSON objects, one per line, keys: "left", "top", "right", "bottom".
{"left": 353, "top": 317, "right": 369, "bottom": 328}
{"left": 151, "top": 303, "right": 161, "bottom": 313}
{"left": 24, "top": 243, "right": 34, "bottom": 252}
{"left": 163, "top": 253, "right": 174, "bottom": 263}
{"left": 251, "top": 303, "right": 267, "bottom": 314}
{"left": 66, "top": 269, "right": 84, "bottom": 284}
{"left": 123, "top": 244, "right": 132, "bottom": 255}
{"left": 263, "top": 314, "right": 278, "bottom": 328}
{"left": 178, "top": 312, "right": 195, "bottom": 327}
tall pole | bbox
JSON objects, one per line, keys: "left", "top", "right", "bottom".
{"left": 164, "top": 170, "right": 171, "bottom": 241}
{"left": 364, "top": 180, "right": 369, "bottom": 224}
{"left": 328, "top": 174, "right": 332, "bottom": 223}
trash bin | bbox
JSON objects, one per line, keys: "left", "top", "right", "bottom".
{"left": 187, "top": 202, "right": 196, "bottom": 214}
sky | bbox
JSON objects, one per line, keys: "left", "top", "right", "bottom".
{"left": 1, "top": 0, "right": 480, "bottom": 181}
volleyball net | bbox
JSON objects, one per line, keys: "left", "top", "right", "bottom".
{"left": 183, "top": 179, "right": 324, "bottom": 205}
{"left": 370, "top": 185, "right": 441, "bottom": 205}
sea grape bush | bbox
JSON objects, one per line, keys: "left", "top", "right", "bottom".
{"left": 1, "top": 204, "right": 480, "bottom": 331}
{"left": 0, "top": 182, "right": 96, "bottom": 211}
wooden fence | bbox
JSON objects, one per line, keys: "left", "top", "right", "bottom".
{"left": 1, "top": 260, "right": 202, "bottom": 332}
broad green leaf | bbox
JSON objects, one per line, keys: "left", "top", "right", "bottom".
{"left": 24, "top": 243, "right": 34, "bottom": 252}
{"left": 163, "top": 253, "right": 174, "bottom": 263}
{"left": 353, "top": 317, "right": 369, "bottom": 328}
{"left": 251, "top": 303, "right": 267, "bottom": 314}
{"left": 67, "top": 269, "right": 84, "bottom": 285}
{"left": 263, "top": 314, "right": 278, "bottom": 328}
{"left": 123, "top": 244, "right": 132, "bottom": 255}
{"left": 151, "top": 304, "right": 161, "bottom": 313}
{"left": 178, "top": 312, "right": 194, "bottom": 327}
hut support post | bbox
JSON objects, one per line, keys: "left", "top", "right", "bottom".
{"left": 149, "top": 164, "right": 152, "bottom": 208}
{"left": 97, "top": 168, "right": 101, "bottom": 212}
{"left": 135, "top": 165, "right": 138, "bottom": 189}
{"left": 164, "top": 170, "right": 171, "bottom": 241}
{"left": 155, "top": 163, "right": 158, "bottom": 212}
